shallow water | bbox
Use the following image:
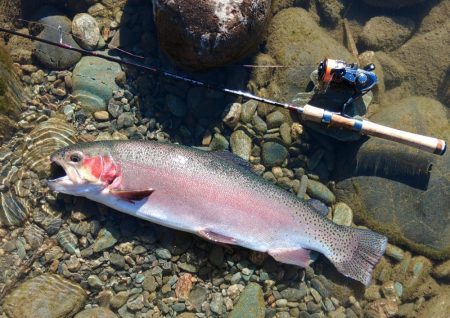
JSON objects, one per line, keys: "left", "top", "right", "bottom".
{"left": 0, "top": 0, "right": 449, "bottom": 317}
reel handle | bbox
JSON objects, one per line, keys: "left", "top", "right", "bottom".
{"left": 302, "top": 104, "right": 447, "bottom": 155}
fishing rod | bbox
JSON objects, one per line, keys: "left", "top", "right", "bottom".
{"left": 0, "top": 26, "right": 446, "bottom": 155}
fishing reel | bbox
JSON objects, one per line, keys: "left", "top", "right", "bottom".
{"left": 317, "top": 58, "right": 378, "bottom": 114}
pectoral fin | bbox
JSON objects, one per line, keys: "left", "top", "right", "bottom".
{"left": 198, "top": 229, "right": 237, "bottom": 245}
{"left": 111, "top": 188, "right": 154, "bottom": 202}
{"left": 268, "top": 247, "right": 315, "bottom": 268}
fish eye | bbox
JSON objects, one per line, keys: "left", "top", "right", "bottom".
{"left": 69, "top": 152, "right": 83, "bottom": 163}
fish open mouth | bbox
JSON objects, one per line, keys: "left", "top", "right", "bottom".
{"left": 50, "top": 161, "right": 66, "bottom": 180}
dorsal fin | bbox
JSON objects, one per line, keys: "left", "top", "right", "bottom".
{"left": 211, "top": 150, "right": 254, "bottom": 172}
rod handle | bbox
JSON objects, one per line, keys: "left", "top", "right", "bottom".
{"left": 302, "top": 104, "right": 447, "bottom": 155}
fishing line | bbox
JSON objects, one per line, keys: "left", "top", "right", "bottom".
{"left": 0, "top": 26, "right": 446, "bottom": 155}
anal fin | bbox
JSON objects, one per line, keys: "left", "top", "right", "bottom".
{"left": 111, "top": 188, "right": 154, "bottom": 202}
{"left": 269, "top": 248, "right": 315, "bottom": 268}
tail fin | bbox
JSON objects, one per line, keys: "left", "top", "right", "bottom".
{"left": 331, "top": 228, "right": 387, "bottom": 286}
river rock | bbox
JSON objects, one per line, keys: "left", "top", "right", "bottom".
{"left": 362, "top": 0, "right": 426, "bottom": 8}
{"left": 72, "top": 13, "right": 100, "bottom": 50}
{"left": 75, "top": 308, "right": 118, "bottom": 318}
{"left": 265, "top": 8, "right": 353, "bottom": 98}
{"left": 332, "top": 202, "right": 353, "bottom": 226}
{"left": 334, "top": 96, "right": 450, "bottom": 259}
{"left": 392, "top": 21, "right": 450, "bottom": 100}
{"left": 307, "top": 180, "right": 335, "bottom": 205}
{"left": 419, "top": 0, "right": 450, "bottom": 34}
{"left": 153, "top": 0, "right": 271, "bottom": 70}
{"left": 360, "top": 16, "right": 415, "bottom": 51}
{"left": 3, "top": 274, "right": 87, "bottom": 318}
{"left": 228, "top": 282, "right": 265, "bottom": 318}
{"left": 34, "top": 14, "right": 82, "bottom": 70}
{"left": 230, "top": 130, "right": 252, "bottom": 161}
{"left": 262, "top": 142, "right": 288, "bottom": 167}
{"left": 72, "top": 56, "right": 121, "bottom": 112}
{"left": 375, "top": 52, "right": 406, "bottom": 90}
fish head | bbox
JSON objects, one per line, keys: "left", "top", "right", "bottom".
{"left": 48, "top": 142, "right": 119, "bottom": 196}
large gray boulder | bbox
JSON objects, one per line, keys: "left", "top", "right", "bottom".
{"left": 334, "top": 96, "right": 450, "bottom": 259}
{"left": 33, "top": 13, "right": 82, "bottom": 70}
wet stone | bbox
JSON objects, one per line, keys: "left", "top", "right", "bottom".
{"left": 252, "top": 114, "right": 267, "bottom": 134}
{"left": 188, "top": 286, "right": 207, "bottom": 311}
{"left": 210, "top": 292, "right": 223, "bottom": 315}
{"left": 117, "top": 112, "right": 134, "bottom": 129}
{"left": 72, "top": 13, "right": 100, "bottom": 51}
{"left": 230, "top": 130, "right": 252, "bottom": 161}
{"left": 209, "top": 133, "right": 230, "bottom": 151}
{"left": 92, "top": 227, "right": 118, "bottom": 252}
{"left": 385, "top": 244, "right": 405, "bottom": 261}
{"left": 108, "top": 100, "right": 123, "bottom": 118}
{"left": 155, "top": 247, "right": 171, "bottom": 260}
{"left": 178, "top": 262, "right": 197, "bottom": 273}
{"left": 266, "top": 111, "right": 285, "bottom": 129}
{"left": 109, "top": 253, "right": 126, "bottom": 269}
{"left": 280, "top": 123, "right": 292, "bottom": 145}
{"left": 111, "top": 291, "right": 129, "bottom": 309}
{"left": 94, "top": 111, "right": 109, "bottom": 121}
{"left": 88, "top": 275, "right": 103, "bottom": 289}
{"left": 3, "top": 274, "right": 87, "bottom": 318}
{"left": 127, "top": 294, "right": 144, "bottom": 312}
{"left": 240, "top": 100, "right": 258, "bottom": 123}
{"left": 332, "top": 202, "right": 353, "bottom": 226}
{"left": 280, "top": 287, "right": 307, "bottom": 302}
{"left": 311, "top": 278, "right": 329, "bottom": 298}
{"left": 74, "top": 307, "right": 118, "bottom": 318}
{"left": 262, "top": 142, "right": 288, "bottom": 168}
{"left": 223, "top": 102, "right": 242, "bottom": 128}
{"left": 306, "top": 180, "right": 335, "bottom": 205}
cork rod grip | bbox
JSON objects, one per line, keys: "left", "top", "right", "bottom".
{"left": 301, "top": 105, "right": 446, "bottom": 155}
{"left": 359, "top": 120, "right": 446, "bottom": 155}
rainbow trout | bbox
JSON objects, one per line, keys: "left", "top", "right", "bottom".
{"left": 48, "top": 140, "right": 387, "bottom": 285}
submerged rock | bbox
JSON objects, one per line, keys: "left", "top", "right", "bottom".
{"left": 72, "top": 13, "right": 100, "bottom": 50}
{"left": 360, "top": 16, "right": 415, "bottom": 51}
{"left": 34, "top": 14, "right": 82, "bottom": 70}
{"left": 262, "top": 142, "right": 288, "bottom": 167}
{"left": 3, "top": 274, "right": 87, "bottom": 318}
{"left": 153, "top": 0, "right": 271, "bottom": 70}
{"left": 228, "top": 283, "right": 265, "bottom": 318}
{"left": 335, "top": 96, "right": 450, "bottom": 259}
{"left": 72, "top": 56, "right": 121, "bottom": 112}
{"left": 74, "top": 308, "right": 118, "bottom": 318}
{"left": 265, "top": 8, "right": 353, "bottom": 98}
{"left": 230, "top": 130, "right": 252, "bottom": 161}
{"left": 393, "top": 21, "right": 450, "bottom": 100}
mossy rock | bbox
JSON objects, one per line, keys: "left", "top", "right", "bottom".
{"left": 334, "top": 96, "right": 450, "bottom": 259}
